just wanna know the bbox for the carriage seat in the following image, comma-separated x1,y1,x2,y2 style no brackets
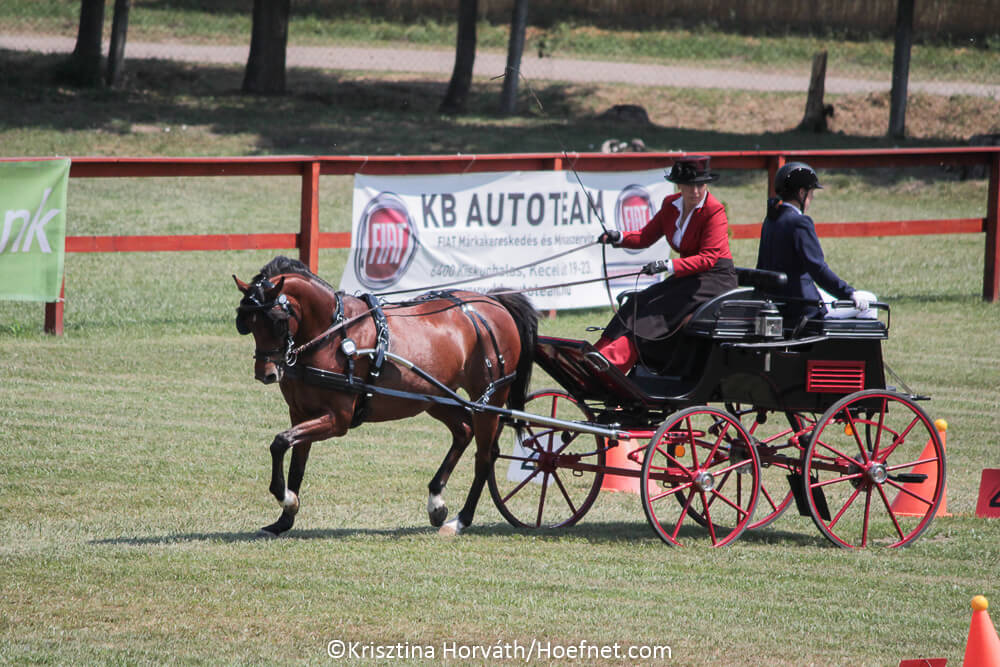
683,289,888,342
796,312,889,339
683,288,774,340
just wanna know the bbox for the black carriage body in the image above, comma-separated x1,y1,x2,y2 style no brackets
512,284,946,548
534,287,889,419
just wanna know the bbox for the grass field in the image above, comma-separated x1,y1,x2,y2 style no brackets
3,8,1000,665
2,237,998,665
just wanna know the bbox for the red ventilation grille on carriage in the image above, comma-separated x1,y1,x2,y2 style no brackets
806,360,865,393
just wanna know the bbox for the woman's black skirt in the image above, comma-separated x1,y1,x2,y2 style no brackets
603,258,737,342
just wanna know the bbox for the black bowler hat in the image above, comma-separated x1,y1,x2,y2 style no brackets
665,155,718,184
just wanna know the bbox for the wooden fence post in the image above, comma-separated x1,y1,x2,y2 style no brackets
299,160,320,273
767,155,786,197
43,278,65,335
985,151,1000,302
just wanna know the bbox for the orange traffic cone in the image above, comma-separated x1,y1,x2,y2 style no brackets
963,595,1000,667
891,419,950,517
602,436,657,494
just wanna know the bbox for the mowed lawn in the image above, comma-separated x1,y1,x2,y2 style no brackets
2,10,1000,662
1,175,998,664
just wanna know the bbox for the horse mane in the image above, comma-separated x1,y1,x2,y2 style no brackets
254,256,339,295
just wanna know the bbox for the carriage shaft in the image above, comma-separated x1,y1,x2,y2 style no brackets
503,408,630,441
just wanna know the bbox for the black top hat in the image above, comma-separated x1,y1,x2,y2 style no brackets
665,155,718,184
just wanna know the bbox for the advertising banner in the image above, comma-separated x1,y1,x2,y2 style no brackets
0,159,70,302
342,170,675,310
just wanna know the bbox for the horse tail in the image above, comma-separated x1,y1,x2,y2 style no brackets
489,290,537,413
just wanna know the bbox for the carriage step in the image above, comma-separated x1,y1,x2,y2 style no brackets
893,473,928,484
788,473,831,521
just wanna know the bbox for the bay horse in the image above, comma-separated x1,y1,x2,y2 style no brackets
234,256,536,537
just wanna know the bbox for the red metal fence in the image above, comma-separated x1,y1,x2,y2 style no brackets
5,148,998,334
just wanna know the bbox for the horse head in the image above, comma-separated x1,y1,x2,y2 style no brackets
234,274,298,384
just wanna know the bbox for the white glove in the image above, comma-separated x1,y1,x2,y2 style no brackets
851,290,874,312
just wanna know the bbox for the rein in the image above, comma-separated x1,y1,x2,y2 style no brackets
374,239,599,298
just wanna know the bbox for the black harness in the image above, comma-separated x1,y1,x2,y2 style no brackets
286,290,517,426
426,290,511,406
346,293,390,428
242,283,516,429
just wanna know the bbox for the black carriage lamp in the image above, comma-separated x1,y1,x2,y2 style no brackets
755,301,784,339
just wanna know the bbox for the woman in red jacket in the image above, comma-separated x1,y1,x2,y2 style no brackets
593,155,737,374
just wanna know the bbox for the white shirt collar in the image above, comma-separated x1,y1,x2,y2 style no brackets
780,201,802,214
671,192,707,247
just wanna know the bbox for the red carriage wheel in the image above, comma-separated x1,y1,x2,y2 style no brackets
641,406,760,547
488,389,605,529
802,390,946,548
728,405,816,530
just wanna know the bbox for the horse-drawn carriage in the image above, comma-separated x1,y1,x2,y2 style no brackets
489,269,947,548
236,257,946,548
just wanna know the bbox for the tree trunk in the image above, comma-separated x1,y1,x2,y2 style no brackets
888,0,915,139
499,0,529,115
70,0,105,86
439,0,478,114
105,0,130,88
797,50,829,132
242,0,291,95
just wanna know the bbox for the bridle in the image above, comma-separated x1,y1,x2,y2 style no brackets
237,275,350,368
236,278,302,367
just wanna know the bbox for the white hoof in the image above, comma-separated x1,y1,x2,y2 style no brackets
438,518,464,536
281,489,300,516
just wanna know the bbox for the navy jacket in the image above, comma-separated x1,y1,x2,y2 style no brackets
756,199,854,322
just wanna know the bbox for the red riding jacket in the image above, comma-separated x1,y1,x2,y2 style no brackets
617,191,732,276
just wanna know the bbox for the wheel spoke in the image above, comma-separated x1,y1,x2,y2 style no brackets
877,415,921,461
534,471,550,527
651,443,690,472
709,487,752,517
875,483,906,541
489,389,604,530
551,471,580,517
843,409,871,463
871,397,888,455
703,491,719,544
672,488,697,540
648,480,693,503
826,485,862,530
884,478,934,509
685,417,700,468
501,467,543,503
861,488,872,547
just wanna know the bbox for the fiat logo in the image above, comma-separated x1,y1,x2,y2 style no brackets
355,192,419,290
614,185,653,254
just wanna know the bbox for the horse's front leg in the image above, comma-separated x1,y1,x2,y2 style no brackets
261,413,342,537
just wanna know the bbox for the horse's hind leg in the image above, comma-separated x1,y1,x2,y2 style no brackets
426,407,473,527
439,414,503,536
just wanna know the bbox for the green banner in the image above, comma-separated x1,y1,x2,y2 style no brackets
0,159,70,301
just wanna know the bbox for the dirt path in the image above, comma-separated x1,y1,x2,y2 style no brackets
3,33,997,99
